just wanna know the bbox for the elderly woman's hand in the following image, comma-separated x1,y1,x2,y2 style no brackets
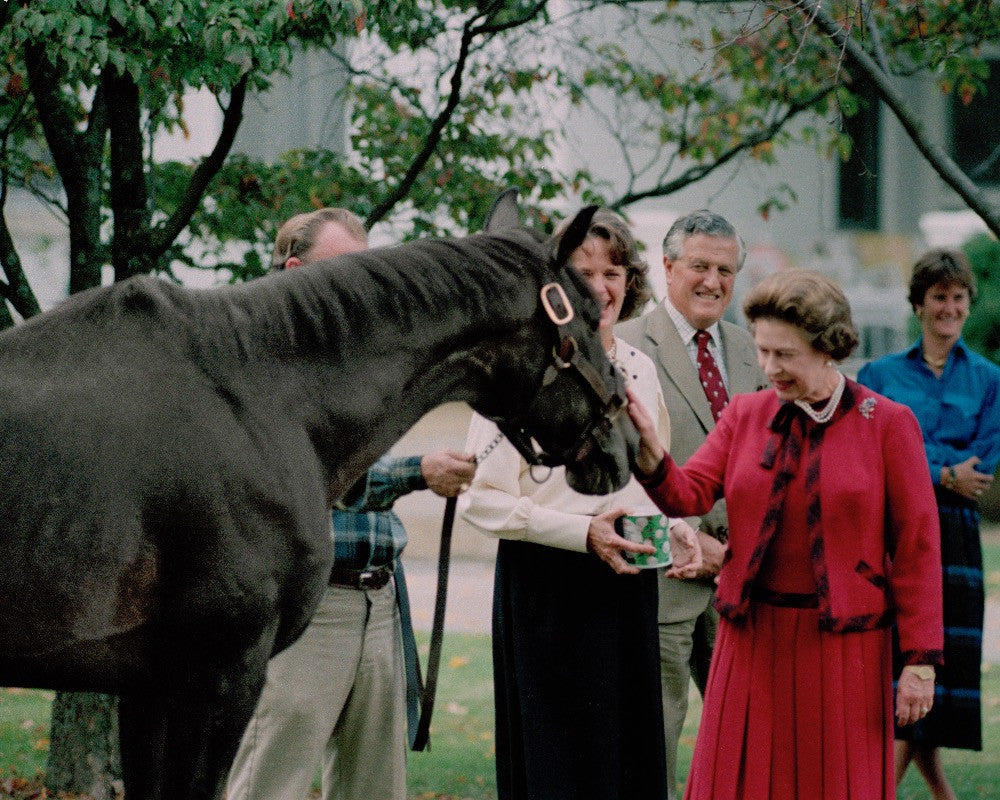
663,519,702,580
895,666,935,727
625,387,665,477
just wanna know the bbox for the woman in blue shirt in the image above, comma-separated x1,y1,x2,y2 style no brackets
858,248,1000,800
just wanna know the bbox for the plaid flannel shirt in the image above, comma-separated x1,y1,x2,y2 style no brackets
331,455,426,570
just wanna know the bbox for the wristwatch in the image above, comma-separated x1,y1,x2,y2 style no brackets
903,665,935,681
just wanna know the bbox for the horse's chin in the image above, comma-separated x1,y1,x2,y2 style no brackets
564,417,639,495
564,462,626,495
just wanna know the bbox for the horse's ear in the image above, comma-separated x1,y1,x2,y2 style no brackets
483,188,521,233
554,205,598,267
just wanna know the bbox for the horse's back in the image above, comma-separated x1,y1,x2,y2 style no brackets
0,277,331,686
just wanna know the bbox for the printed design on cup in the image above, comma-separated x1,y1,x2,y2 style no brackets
621,514,673,568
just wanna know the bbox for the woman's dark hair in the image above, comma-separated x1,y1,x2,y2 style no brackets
742,270,859,361
907,248,977,311
555,208,652,321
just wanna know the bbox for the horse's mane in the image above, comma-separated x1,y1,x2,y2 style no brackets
0,225,582,403
183,227,556,364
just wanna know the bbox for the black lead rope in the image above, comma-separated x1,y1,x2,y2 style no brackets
412,430,504,752
411,494,456,752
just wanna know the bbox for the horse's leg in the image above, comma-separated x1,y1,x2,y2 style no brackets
118,669,266,800
118,693,167,800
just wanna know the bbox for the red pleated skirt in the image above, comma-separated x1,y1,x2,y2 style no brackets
683,602,893,800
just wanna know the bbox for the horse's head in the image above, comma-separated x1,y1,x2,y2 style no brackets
476,190,639,495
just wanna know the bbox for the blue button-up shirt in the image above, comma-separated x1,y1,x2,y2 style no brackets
332,455,426,569
857,338,1000,484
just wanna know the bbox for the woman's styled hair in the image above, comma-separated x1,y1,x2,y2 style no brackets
907,248,977,311
742,270,859,361
271,207,368,270
556,208,652,321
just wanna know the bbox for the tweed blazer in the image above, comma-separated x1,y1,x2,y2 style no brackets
639,381,944,664
617,303,768,623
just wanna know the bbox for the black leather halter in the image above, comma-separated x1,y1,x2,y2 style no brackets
495,281,627,469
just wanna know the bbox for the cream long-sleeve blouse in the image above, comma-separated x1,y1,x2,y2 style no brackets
459,338,672,552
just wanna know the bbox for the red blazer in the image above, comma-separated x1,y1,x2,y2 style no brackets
641,380,943,665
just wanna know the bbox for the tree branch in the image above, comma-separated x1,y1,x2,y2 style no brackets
612,87,837,208
472,1,546,36
23,43,105,293
799,0,1000,238
148,74,248,259
83,79,110,166
860,0,890,73
23,44,87,195
0,160,43,322
108,68,152,280
0,213,43,322
363,2,549,226
365,18,478,226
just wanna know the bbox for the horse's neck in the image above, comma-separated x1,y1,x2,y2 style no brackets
210,237,538,494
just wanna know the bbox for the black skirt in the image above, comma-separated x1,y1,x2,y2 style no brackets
492,538,667,800
894,490,983,751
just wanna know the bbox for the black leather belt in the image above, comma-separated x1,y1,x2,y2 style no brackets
750,586,819,608
329,564,393,590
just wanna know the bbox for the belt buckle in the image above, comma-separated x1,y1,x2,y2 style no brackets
357,570,375,589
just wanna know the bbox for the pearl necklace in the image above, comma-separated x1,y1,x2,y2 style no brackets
794,371,845,424
607,340,626,377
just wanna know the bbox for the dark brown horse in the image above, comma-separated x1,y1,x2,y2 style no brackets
0,193,636,799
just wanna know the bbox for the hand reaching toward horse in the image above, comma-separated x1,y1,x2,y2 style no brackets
625,387,666,477
421,449,477,497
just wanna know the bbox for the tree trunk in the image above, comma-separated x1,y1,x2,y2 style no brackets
45,692,122,800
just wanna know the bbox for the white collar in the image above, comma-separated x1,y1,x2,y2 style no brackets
663,295,723,348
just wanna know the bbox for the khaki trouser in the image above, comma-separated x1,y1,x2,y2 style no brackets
659,605,718,800
228,581,406,800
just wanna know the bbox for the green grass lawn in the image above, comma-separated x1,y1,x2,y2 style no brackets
3,532,998,799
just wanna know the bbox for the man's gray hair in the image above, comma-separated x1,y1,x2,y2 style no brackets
662,210,746,270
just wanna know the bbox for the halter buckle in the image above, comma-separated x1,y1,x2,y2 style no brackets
540,283,574,326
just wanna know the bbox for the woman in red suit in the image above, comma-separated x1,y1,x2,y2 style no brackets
628,270,943,800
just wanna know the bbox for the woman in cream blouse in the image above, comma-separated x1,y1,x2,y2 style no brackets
460,208,700,800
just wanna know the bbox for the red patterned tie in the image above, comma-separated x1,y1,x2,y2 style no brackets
695,329,729,421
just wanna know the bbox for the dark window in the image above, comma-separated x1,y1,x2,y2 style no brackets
838,80,881,230
951,59,1000,186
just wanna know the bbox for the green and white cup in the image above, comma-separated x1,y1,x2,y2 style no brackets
621,514,673,568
